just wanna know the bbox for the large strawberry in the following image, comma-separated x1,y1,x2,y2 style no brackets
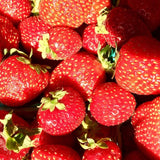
96,7,151,48
37,87,86,135
38,0,93,28
0,15,20,50
90,82,136,126
131,96,160,159
47,51,106,101
123,0,160,31
0,0,32,24
115,35,160,95
31,144,81,160
0,50,50,107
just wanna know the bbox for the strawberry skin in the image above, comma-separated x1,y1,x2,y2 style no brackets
47,51,106,101
115,35,160,95
0,55,50,107
31,144,81,160
90,82,136,126
18,16,52,58
39,0,92,28
0,0,31,24
131,97,160,159
37,87,85,135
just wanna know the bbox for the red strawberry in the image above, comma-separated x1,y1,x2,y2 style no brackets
18,16,52,59
82,23,108,54
37,87,85,135
115,35,160,95
31,144,81,160
38,0,93,28
0,47,3,62
84,0,111,24
47,51,106,101
131,96,160,159
90,82,136,126
81,139,121,160
0,51,50,107
96,7,151,48
124,0,160,31
0,0,32,24
0,15,20,50
0,110,32,159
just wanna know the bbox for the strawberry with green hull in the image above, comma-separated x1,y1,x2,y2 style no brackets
0,50,50,107
31,144,81,160
38,0,93,28
0,0,32,24
48,51,106,101
115,35,160,95
37,87,86,136
0,15,20,50
131,96,160,159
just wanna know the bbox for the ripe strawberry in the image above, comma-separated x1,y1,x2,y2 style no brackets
84,0,111,24
82,23,108,54
81,139,121,160
37,87,86,135
131,96,160,159
115,35,160,95
18,16,52,59
31,144,81,160
0,0,32,24
0,15,20,50
47,51,106,101
90,82,136,126
0,52,50,107
0,110,32,159
96,7,151,48
124,0,160,31
38,0,93,28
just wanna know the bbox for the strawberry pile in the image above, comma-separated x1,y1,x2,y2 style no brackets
0,0,160,159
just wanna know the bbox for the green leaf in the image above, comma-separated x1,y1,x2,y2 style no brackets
56,103,66,110
6,137,19,152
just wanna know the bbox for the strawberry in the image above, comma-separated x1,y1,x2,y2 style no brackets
124,0,160,31
38,0,93,28
31,144,81,160
90,82,136,126
18,16,52,59
0,50,50,107
0,110,32,159
131,96,160,159
37,87,86,135
0,15,20,50
96,7,151,48
84,0,111,24
115,35,160,95
0,0,32,24
82,23,108,54
0,47,3,62
47,51,106,101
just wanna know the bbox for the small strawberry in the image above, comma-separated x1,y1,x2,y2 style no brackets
37,87,86,135
0,0,32,24
0,49,50,107
31,144,81,160
82,23,108,54
90,82,136,126
115,35,160,95
18,16,52,59
47,51,106,101
124,0,160,31
84,0,111,24
96,7,151,48
38,0,93,28
131,96,160,159
0,15,20,50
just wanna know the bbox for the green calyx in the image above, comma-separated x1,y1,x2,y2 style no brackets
38,34,57,59
30,0,41,15
39,90,68,112
0,112,42,153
